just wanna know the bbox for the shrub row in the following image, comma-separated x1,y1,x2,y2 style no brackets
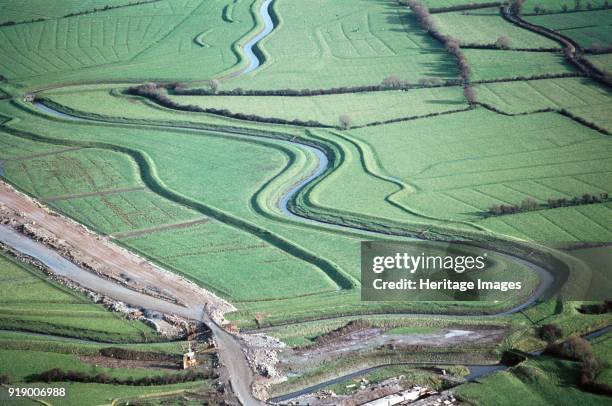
545,335,612,395
99,347,178,362
362,106,472,128
170,72,582,99
585,46,612,54
478,101,610,135
487,192,609,216
172,83,406,96
538,323,563,342
523,1,610,15
578,300,612,314
473,72,584,84
37,368,214,386
461,43,558,52
401,0,476,103
429,2,501,13
126,83,329,127
402,0,471,81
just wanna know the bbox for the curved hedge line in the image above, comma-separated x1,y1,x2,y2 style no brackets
37,368,214,385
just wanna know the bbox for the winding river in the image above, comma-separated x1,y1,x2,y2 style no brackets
242,0,275,74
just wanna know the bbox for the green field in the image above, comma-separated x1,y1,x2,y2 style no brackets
164,87,468,127
307,108,612,241
2,147,141,199
456,333,612,405
0,0,258,86
475,77,612,131
0,251,158,342
525,9,612,48
465,49,575,80
0,0,611,403
0,382,205,406
433,8,559,48
226,0,459,90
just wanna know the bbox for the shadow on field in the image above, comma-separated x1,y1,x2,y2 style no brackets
361,0,458,78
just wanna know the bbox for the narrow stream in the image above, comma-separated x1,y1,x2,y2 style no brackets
242,0,275,74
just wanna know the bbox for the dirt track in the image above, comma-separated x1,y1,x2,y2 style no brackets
0,180,264,405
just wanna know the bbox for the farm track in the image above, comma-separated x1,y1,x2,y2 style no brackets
0,194,264,406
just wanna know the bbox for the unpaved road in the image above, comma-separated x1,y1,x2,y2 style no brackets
0,182,264,406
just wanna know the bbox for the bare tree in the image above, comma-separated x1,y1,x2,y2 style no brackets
339,114,353,130
382,75,405,89
207,79,220,94
496,36,512,49
463,85,477,104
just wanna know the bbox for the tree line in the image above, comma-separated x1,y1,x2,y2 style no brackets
126,83,330,127
400,0,477,104
488,192,609,216
36,368,214,386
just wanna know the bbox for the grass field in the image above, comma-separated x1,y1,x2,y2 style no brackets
456,338,612,405
0,251,158,342
0,348,185,382
121,220,338,300
523,1,609,14
525,9,612,48
52,190,203,235
0,1,611,402
0,0,258,86
475,77,612,131
587,53,612,72
2,147,141,199
432,8,559,49
165,87,468,127
322,108,612,241
465,49,575,80
226,0,459,90
0,381,205,406
0,0,148,24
